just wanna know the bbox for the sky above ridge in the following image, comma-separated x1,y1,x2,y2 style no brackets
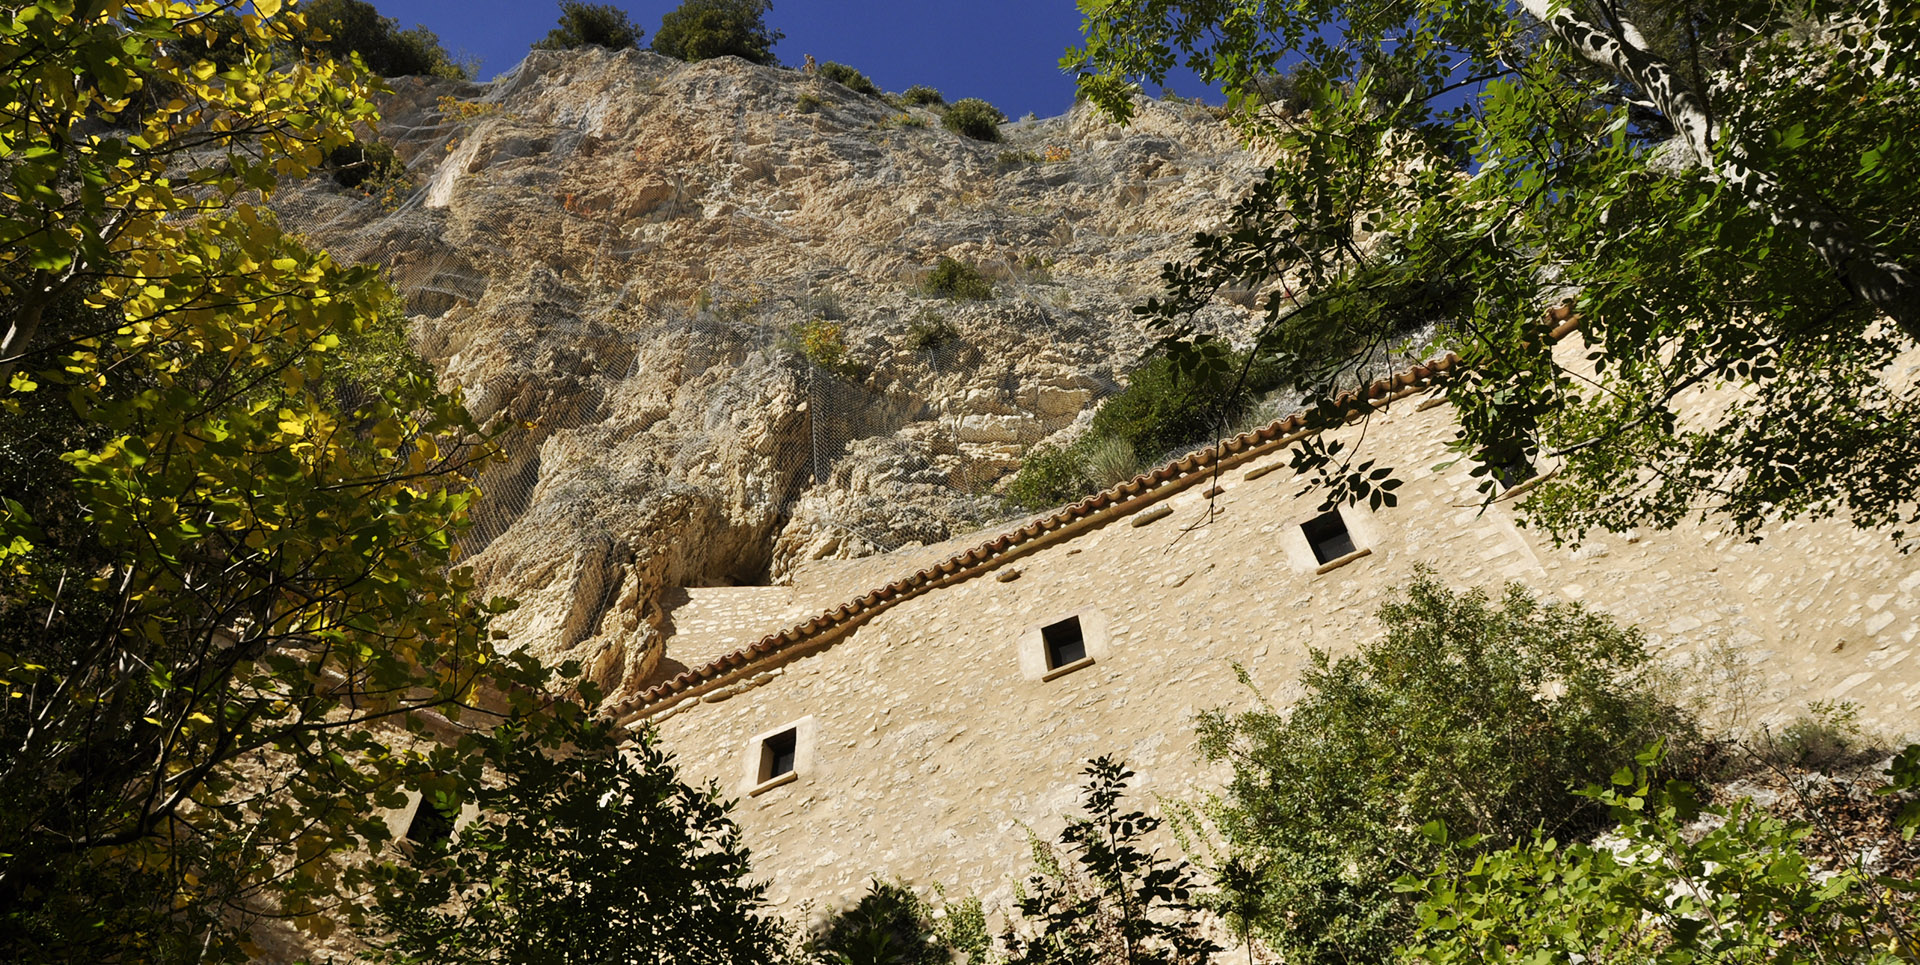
368,0,1219,121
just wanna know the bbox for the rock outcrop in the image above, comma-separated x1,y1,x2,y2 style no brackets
275,47,1265,697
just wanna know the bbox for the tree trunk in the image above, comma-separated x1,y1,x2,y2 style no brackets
1516,0,1920,343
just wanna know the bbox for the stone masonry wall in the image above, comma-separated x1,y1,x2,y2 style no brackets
646,346,1920,920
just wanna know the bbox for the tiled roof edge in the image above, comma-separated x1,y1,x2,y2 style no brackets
612,305,1580,724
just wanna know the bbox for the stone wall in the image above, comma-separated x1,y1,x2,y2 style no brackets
644,351,1920,918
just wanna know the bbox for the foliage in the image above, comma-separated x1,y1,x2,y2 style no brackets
328,139,405,188
533,0,643,51
1194,573,1698,964
651,0,782,66
793,318,863,380
0,4,569,959
923,256,996,300
943,98,1006,142
1091,345,1278,461
806,879,951,965
1756,699,1890,774
303,0,468,78
903,311,958,351
1005,443,1094,512
1080,436,1141,489
1066,0,1920,547
365,713,784,965
796,92,823,114
820,61,881,97
1398,743,1920,963
1002,756,1220,965
901,84,944,106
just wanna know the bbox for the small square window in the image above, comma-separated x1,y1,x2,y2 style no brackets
404,795,455,853
1301,510,1358,564
760,728,798,783
1042,616,1087,670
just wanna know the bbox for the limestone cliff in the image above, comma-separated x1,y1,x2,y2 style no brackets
275,47,1265,697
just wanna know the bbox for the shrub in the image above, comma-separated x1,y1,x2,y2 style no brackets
942,98,1005,141
901,84,944,106
1757,700,1888,772
818,61,880,96
1080,435,1139,489
903,311,958,351
807,880,950,965
1196,572,1700,964
1090,347,1279,461
922,256,994,300
994,149,1041,168
1001,757,1221,965
301,0,466,78
326,140,402,189
532,1,643,50
792,318,862,380
1402,744,1920,963
1004,443,1090,512
794,92,821,113
651,0,782,65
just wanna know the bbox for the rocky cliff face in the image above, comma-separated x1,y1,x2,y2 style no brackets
276,47,1264,697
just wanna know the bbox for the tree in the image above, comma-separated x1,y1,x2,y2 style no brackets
302,0,468,78
533,1,644,52
1065,0,1920,547
1002,756,1220,965
651,0,782,66
804,880,954,965
365,714,786,965
1192,573,1696,964
0,3,556,959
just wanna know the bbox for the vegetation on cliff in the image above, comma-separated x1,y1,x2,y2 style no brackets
533,0,644,52
652,0,782,66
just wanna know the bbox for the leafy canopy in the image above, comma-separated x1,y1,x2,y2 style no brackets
651,0,782,66
366,715,785,965
0,2,559,958
1066,0,1920,547
533,0,644,52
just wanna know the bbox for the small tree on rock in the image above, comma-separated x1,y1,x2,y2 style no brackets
533,1,642,51
651,0,782,66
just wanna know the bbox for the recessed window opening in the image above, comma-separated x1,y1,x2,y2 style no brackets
405,796,454,851
1302,510,1358,564
759,727,799,784
1042,616,1088,670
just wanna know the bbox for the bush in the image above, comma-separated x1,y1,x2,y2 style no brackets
1196,572,1700,964
1080,435,1139,489
1090,347,1279,461
794,92,821,113
1401,744,1920,963
532,1,643,50
901,84,944,106
325,140,402,189
301,0,466,78
903,310,958,351
806,880,950,965
818,61,880,96
651,0,782,65
922,256,994,300
1757,700,1888,772
792,318,862,380
1001,757,1221,965
942,98,1005,141
1004,443,1090,512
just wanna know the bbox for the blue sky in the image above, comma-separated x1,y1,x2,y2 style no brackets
370,0,1217,120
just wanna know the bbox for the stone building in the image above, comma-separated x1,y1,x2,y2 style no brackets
609,329,1920,916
